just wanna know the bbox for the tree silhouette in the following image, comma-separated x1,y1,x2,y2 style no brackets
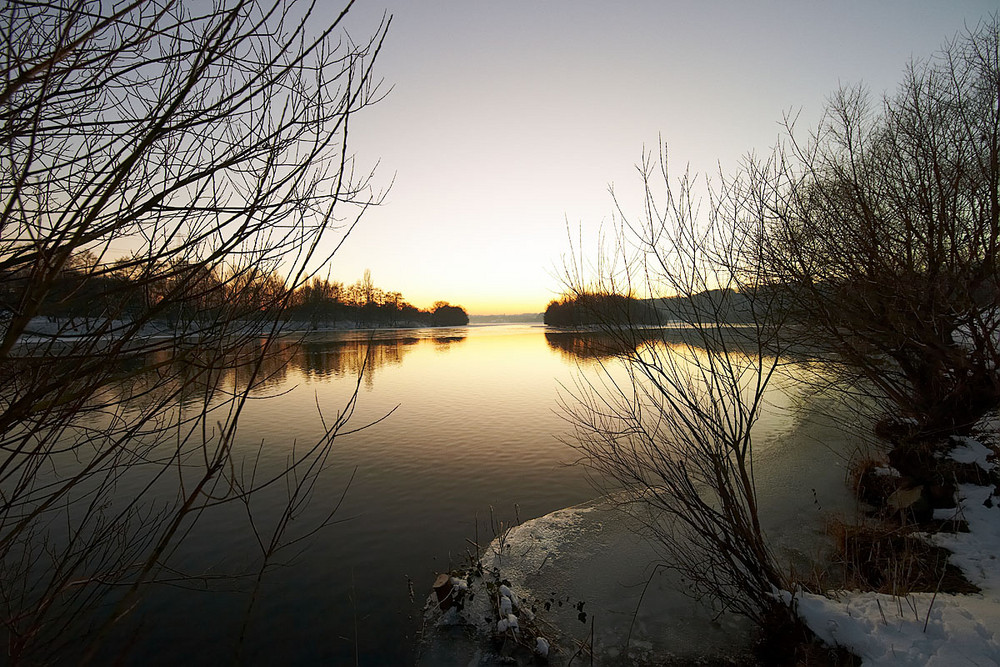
0,1,388,661
560,16,1000,646
732,16,1000,435
431,302,470,326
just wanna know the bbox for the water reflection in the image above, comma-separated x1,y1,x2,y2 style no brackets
543,328,688,361
88,332,469,417
295,338,420,384
41,325,856,665
544,330,640,361
229,333,471,392
431,334,465,352
294,333,467,387
545,326,791,362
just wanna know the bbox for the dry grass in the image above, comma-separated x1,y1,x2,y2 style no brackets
849,454,902,509
825,520,979,595
803,446,983,599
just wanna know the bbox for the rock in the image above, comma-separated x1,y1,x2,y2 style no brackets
887,485,923,511
433,573,454,610
887,485,933,523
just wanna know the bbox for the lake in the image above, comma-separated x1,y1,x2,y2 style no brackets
94,324,858,664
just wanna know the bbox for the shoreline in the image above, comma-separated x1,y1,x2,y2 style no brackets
417,416,1000,665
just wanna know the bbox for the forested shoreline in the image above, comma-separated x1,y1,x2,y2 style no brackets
543,289,755,327
0,259,469,330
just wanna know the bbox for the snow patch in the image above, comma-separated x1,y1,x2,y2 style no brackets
785,435,1000,666
949,436,996,471
929,484,1000,593
789,590,1000,666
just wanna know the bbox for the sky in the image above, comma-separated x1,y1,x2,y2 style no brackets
324,1,997,315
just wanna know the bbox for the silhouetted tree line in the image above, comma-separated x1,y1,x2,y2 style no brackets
1,260,468,330
429,302,470,326
0,250,288,326
544,293,657,327
544,289,758,327
287,271,468,327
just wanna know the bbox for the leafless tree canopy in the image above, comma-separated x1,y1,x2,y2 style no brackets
733,16,1000,434
560,152,792,625
0,0,386,662
562,16,1000,633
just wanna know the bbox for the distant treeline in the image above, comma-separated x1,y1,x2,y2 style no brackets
468,313,543,324
290,271,469,327
544,293,659,327
543,289,754,327
0,254,468,328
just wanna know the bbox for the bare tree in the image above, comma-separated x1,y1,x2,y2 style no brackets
732,16,1000,436
0,0,387,662
561,152,794,627
561,16,1000,653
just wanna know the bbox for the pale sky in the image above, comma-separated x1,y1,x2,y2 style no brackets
327,1,997,315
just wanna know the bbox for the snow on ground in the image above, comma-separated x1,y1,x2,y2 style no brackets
7,316,434,346
786,590,1000,666
783,435,1000,666
932,484,1000,594
949,436,996,471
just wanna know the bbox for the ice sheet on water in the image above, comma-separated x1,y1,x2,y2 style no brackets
484,505,595,579
481,499,753,663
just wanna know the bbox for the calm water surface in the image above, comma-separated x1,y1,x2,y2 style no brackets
118,324,856,665
128,325,601,664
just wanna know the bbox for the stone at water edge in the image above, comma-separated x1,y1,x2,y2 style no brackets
432,573,453,610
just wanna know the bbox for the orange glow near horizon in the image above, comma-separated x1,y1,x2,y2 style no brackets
325,1,994,323
366,281,558,317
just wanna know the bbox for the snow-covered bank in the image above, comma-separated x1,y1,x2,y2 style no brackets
782,432,1000,665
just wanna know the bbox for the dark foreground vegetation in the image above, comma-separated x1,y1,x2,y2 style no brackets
559,15,1000,665
2,0,998,662
0,1,395,663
